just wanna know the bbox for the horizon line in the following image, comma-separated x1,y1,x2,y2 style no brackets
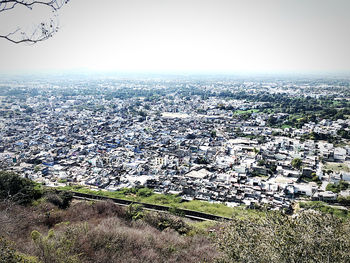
1,69,350,78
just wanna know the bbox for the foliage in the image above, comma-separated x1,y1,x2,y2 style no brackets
31,227,84,263
45,190,73,209
0,237,38,262
136,187,153,197
57,185,267,218
233,109,259,115
143,211,191,234
337,196,350,206
215,210,350,263
301,132,338,143
337,129,350,139
0,171,42,204
0,237,22,263
326,181,349,193
0,0,68,44
126,204,144,220
0,197,219,262
28,206,217,263
195,157,210,165
291,158,302,170
299,201,349,219
168,205,185,217
3,195,350,263
188,220,217,236
257,159,266,166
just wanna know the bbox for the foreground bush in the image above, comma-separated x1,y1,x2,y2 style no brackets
30,217,218,263
45,190,73,209
0,171,42,204
0,237,21,263
3,197,350,263
1,200,219,263
215,210,350,263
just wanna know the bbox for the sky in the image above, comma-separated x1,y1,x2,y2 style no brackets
0,0,350,75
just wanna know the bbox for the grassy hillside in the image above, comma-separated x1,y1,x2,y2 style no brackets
1,171,350,263
57,185,266,219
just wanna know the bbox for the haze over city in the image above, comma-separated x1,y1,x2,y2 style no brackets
1,0,350,74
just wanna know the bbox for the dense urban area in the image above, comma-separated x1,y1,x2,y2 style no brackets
2,74,350,263
1,74,350,211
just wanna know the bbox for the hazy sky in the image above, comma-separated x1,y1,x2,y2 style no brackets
1,0,350,74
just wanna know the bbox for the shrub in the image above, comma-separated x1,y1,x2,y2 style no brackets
299,201,349,219
143,212,191,235
31,228,83,263
45,191,73,209
337,196,350,206
215,210,350,263
326,181,349,193
291,158,302,170
126,204,144,220
136,188,153,197
0,237,22,263
0,171,42,204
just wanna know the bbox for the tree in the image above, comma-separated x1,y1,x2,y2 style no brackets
326,180,349,193
0,0,69,44
291,158,302,170
0,171,42,204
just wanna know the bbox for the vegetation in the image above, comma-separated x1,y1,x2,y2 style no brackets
44,190,74,209
0,237,35,263
0,200,219,263
233,109,259,115
301,131,339,143
0,171,43,204
215,210,350,263
0,171,74,210
338,196,350,206
301,174,322,185
0,0,68,44
324,162,350,173
291,158,302,170
326,181,350,193
3,196,350,263
216,91,350,129
1,176,350,263
56,185,266,218
299,201,349,219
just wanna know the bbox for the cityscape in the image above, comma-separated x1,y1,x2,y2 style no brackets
1,0,350,262
2,75,350,211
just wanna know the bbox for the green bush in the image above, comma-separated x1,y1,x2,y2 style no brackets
126,204,144,220
0,171,42,204
136,187,153,197
299,201,349,219
45,190,73,209
326,181,349,193
291,158,302,170
337,196,350,206
0,237,21,263
143,212,191,234
31,227,83,263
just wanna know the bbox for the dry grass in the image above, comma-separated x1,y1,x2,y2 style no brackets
0,200,220,263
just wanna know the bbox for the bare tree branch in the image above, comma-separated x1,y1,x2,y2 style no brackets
0,0,68,44
0,0,68,12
